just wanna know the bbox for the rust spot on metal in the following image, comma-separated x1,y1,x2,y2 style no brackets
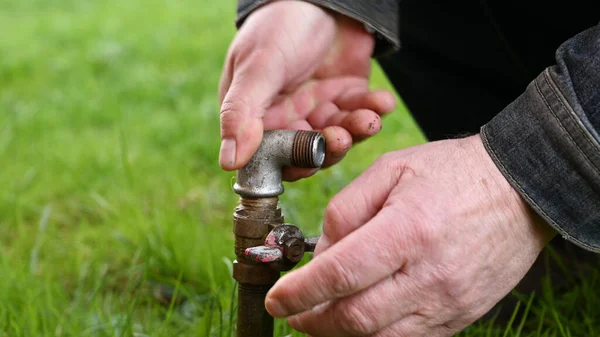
245,246,283,263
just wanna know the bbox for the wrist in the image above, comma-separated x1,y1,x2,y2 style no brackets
471,134,557,252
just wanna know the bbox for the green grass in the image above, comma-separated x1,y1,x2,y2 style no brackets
0,0,597,335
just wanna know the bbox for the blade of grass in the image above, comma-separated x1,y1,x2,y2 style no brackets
514,292,535,337
501,300,521,337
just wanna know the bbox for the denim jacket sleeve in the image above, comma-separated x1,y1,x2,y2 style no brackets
481,23,600,252
236,0,399,56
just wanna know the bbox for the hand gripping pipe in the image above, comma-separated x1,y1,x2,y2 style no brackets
232,130,325,337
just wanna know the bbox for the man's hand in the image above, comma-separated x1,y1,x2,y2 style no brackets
219,1,396,180
265,135,556,336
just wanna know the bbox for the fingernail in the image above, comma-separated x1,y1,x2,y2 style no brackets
219,138,236,168
265,297,288,317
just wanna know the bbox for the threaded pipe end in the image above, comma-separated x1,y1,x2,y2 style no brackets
291,131,326,168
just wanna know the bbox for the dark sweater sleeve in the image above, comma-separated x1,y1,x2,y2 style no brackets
236,0,399,56
481,23,600,252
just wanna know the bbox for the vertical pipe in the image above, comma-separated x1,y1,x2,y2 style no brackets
232,130,325,337
237,283,274,337
233,197,282,337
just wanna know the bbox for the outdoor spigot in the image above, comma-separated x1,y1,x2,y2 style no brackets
245,225,320,271
232,129,326,337
234,130,326,198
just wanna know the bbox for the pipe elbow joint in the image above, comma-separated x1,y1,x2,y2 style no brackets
233,130,326,198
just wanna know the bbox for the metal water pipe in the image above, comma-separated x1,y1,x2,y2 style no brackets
232,130,325,337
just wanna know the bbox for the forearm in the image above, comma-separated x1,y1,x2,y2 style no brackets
236,0,399,56
482,23,600,252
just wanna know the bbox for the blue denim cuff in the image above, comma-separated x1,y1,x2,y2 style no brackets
482,69,600,252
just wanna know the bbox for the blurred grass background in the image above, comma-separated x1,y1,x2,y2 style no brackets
0,0,597,336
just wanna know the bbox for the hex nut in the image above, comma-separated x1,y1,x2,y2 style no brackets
283,238,305,263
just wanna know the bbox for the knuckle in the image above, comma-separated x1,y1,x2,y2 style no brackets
419,264,469,313
230,38,256,66
294,284,322,313
374,153,405,177
373,152,417,183
323,197,350,240
325,254,359,296
443,280,470,312
434,323,458,337
409,218,436,249
219,99,251,136
334,302,375,335
375,152,395,166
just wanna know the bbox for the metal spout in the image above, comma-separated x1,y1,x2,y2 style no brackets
234,130,326,198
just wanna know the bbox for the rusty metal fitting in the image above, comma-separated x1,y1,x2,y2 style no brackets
232,130,326,337
304,236,319,252
234,130,326,198
233,197,282,276
245,224,320,271
233,261,280,285
284,238,304,263
233,196,283,337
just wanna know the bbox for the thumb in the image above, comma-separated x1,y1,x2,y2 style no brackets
219,48,286,170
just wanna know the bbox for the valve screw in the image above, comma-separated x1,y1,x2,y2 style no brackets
244,225,320,271
284,238,305,263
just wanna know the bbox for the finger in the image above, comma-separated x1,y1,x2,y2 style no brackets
288,270,421,336
315,109,382,143
300,313,449,337
266,199,423,317
314,154,402,256
304,104,357,168
335,90,397,116
368,316,452,337
282,168,319,182
280,124,352,181
321,126,353,168
219,48,286,170
303,103,354,163
333,86,368,110
286,119,313,131
282,125,354,181
367,315,429,337
303,101,355,165
306,101,347,129
339,109,382,142
263,77,367,129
